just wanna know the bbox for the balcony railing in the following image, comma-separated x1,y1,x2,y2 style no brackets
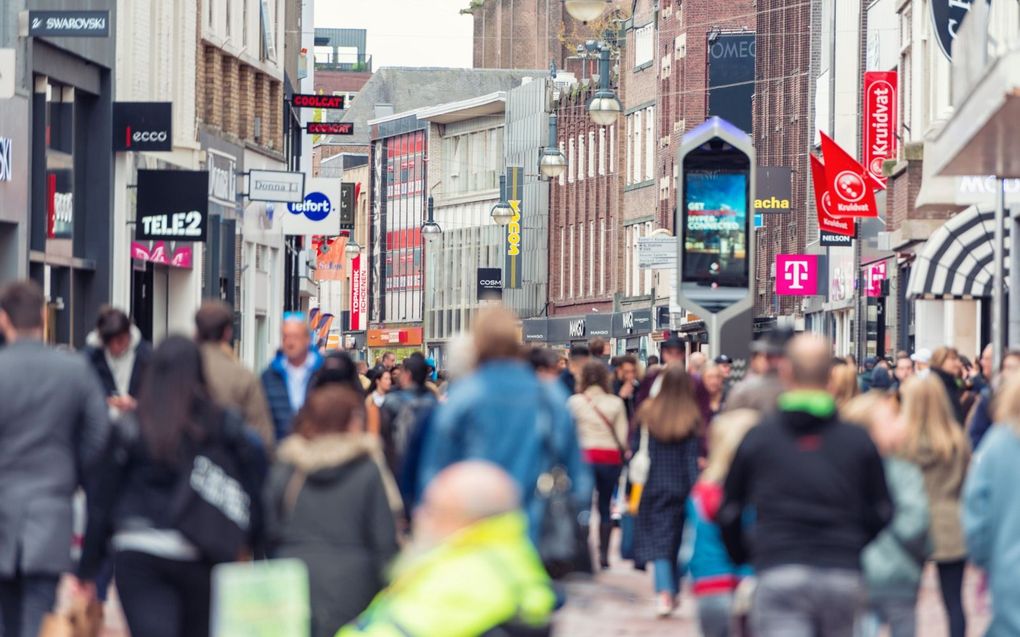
315,55,372,73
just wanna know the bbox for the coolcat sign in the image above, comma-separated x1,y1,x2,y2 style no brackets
863,72,897,189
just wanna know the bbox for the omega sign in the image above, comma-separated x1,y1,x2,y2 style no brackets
136,170,209,242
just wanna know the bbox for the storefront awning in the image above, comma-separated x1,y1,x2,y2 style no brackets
906,205,1011,299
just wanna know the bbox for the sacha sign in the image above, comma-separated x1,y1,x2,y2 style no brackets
863,72,897,190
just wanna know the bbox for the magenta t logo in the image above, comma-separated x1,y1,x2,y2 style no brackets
776,254,819,296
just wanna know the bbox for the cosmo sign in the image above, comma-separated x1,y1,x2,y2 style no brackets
281,178,341,235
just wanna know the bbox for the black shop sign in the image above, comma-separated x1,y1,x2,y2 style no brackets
136,170,209,242
477,268,503,301
113,102,173,151
292,94,346,109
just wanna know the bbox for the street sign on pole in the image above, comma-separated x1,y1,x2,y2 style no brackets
676,117,755,363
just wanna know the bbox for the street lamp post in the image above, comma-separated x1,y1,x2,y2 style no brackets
563,0,610,23
588,44,621,126
491,175,514,226
539,114,567,179
421,195,442,357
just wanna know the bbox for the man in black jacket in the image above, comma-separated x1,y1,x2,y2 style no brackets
83,307,152,414
719,333,892,637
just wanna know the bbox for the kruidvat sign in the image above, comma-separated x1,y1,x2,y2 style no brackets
775,254,819,296
291,94,345,109
307,122,353,135
113,102,173,152
810,154,855,237
819,132,878,219
863,72,897,189
136,170,209,242
28,11,110,37
247,170,305,203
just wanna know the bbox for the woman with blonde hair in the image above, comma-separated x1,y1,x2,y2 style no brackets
899,376,971,637
632,366,702,617
843,392,929,637
830,362,860,408
681,409,759,637
964,372,1020,635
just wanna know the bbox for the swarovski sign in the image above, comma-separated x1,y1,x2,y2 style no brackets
247,170,305,203
27,11,110,37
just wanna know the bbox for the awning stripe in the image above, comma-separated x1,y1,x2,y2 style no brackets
907,205,1011,300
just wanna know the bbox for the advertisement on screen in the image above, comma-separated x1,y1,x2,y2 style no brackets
682,170,748,288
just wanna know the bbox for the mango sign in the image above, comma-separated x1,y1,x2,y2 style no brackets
507,200,521,256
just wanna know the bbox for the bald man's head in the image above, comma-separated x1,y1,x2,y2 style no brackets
414,462,521,548
783,333,834,390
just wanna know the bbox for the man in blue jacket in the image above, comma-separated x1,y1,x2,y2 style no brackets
261,313,323,441
418,307,592,542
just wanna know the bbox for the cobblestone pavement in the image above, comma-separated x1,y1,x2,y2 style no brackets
79,557,990,636
553,556,991,636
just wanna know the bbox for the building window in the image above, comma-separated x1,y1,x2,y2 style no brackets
634,23,654,67
569,224,575,299
599,218,606,294
559,227,566,299
242,0,248,47
558,141,566,186
632,109,643,184
226,0,231,38
577,134,585,182
609,124,616,174
568,137,575,183
598,128,606,176
589,221,595,296
588,131,596,178
645,106,655,182
645,221,654,293
208,0,213,27
675,33,687,59
579,220,586,297
625,116,633,185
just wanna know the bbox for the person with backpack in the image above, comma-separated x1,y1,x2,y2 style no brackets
265,385,400,637
379,354,438,483
568,360,629,570
77,336,266,637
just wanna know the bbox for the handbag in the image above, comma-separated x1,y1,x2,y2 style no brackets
628,426,650,486
170,411,257,564
535,395,593,579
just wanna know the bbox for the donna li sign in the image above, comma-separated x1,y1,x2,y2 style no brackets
136,170,209,242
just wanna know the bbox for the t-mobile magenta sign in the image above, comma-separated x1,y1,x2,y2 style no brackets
775,254,819,296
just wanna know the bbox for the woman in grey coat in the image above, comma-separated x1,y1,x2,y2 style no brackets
265,385,402,637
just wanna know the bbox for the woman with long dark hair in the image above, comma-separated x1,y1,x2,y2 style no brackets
365,367,393,436
77,336,264,637
632,366,702,617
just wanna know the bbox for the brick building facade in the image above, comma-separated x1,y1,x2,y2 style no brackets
465,0,580,70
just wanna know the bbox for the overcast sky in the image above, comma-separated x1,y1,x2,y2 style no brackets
315,0,474,69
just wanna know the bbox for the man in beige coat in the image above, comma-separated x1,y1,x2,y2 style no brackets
195,301,275,451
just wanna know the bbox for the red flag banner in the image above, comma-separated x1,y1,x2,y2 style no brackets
863,71,897,190
810,154,855,236
819,132,879,218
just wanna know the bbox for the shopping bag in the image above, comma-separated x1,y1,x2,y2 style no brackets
37,596,102,637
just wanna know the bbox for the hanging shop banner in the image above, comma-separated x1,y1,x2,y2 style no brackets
28,11,110,37
339,182,356,228
504,166,524,289
350,253,367,332
207,150,237,208
707,33,756,134
862,71,897,190
866,260,888,297
113,102,173,152
930,0,985,60
810,153,856,237
130,241,194,269
754,166,792,213
282,178,342,235
136,169,209,242
291,93,345,109
820,231,855,247
477,267,503,301
775,254,819,296
247,169,305,203
367,328,423,347
819,132,879,218
307,122,353,135
312,235,347,281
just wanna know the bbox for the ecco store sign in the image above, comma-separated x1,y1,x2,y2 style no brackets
282,178,341,235
27,11,110,38
113,102,173,152
248,169,305,203
136,170,209,242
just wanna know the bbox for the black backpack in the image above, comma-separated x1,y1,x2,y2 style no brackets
169,411,264,563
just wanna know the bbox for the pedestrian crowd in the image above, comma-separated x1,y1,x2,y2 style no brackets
2,277,1020,637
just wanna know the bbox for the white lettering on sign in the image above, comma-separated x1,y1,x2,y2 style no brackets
133,130,168,143
189,456,250,529
53,192,73,225
569,319,586,338
44,16,107,32
784,260,810,290
140,211,203,237
0,137,10,182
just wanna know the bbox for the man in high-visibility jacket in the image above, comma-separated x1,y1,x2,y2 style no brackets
338,462,556,637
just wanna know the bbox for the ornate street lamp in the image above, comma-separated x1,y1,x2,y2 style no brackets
588,44,621,126
490,174,514,226
344,237,362,258
538,114,567,179
564,0,610,23
422,195,442,243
